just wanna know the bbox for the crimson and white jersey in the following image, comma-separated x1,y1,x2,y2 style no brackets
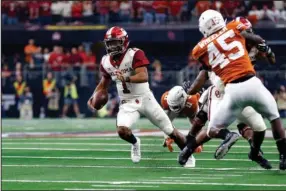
100,48,150,99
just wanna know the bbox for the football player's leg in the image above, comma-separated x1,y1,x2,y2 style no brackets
237,106,267,148
117,108,140,144
237,123,253,142
162,110,178,152
249,77,286,170
185,109,208,154
142,93,186,150
185,88,209,153
117,107,141,163
207,92,240,160
237,107,271,169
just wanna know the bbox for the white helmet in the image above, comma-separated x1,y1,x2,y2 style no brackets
167,86,188,113
199,10,226,37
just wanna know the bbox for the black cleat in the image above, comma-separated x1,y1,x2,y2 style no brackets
249,150,272,170
178,146,193,166
279,154,286,170
214,132,240,160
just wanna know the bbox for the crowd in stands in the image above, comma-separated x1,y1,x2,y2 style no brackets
2,1,286,26
1,38,99,119
2,1,286,118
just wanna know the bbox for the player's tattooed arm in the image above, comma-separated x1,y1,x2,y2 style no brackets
128,66,149,83
240,30,264,45
187,70,208,95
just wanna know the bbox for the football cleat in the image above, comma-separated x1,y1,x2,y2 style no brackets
163,137,174,152
184,155,196,168
214,132,240,160
131,137,141,163
279,154,286,170
178,146,193,166
249,149,272,170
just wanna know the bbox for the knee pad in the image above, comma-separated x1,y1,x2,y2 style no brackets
251,118,267,132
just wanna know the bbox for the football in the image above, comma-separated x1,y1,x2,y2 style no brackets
90,89,108,110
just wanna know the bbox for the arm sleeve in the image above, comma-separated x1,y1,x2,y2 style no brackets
132,49,150,69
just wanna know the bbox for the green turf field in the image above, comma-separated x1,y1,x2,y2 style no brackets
2,119,286,190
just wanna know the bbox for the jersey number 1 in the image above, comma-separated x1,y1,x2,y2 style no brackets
207,29,245,69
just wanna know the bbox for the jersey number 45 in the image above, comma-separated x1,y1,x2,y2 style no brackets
207,29,245,69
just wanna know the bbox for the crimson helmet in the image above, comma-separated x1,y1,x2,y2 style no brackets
104,26,129,56
235,17,252,31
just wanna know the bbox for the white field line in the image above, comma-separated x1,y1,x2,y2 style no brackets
139,179,202,183
91,185,158,188
3,180,286,187
2,164,281,171
2,156,280,162
1,147,279,154
1,137,276,142
181,174,242,177
1,142,277,148
161,177,223,180
65,189,133,191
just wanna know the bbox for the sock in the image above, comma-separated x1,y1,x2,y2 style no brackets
216,129,230,139
186,134,197,150
251,131,265,155
276,138,286,155
126,134,137,145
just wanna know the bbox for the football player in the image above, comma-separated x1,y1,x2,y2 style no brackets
178,10,286,170
162,17,270,158
160,86,202,167
87,26,187,164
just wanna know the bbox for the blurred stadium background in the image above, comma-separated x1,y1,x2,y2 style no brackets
1,0,286,190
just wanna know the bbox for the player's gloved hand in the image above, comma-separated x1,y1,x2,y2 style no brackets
257,43,272,55
182,80,192,92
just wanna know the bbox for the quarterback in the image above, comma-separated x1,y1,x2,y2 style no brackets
87,26,188,164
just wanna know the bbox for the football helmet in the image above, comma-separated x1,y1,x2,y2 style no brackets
199,10,226,37
104,26,129,56
167,86,188,113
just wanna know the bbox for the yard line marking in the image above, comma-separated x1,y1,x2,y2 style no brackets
161,177,223,180
2,147,279,154
1,137,276,143
91,185,158,188
2,156,280,162
3,180,286,187
181,174,243,177
65,189,133,191
2,165,281,171
1,142,277,148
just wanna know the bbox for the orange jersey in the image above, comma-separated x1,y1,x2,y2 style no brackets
161,91,200,118
192,20,256,84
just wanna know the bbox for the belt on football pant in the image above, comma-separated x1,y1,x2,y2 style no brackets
229,74,255,84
